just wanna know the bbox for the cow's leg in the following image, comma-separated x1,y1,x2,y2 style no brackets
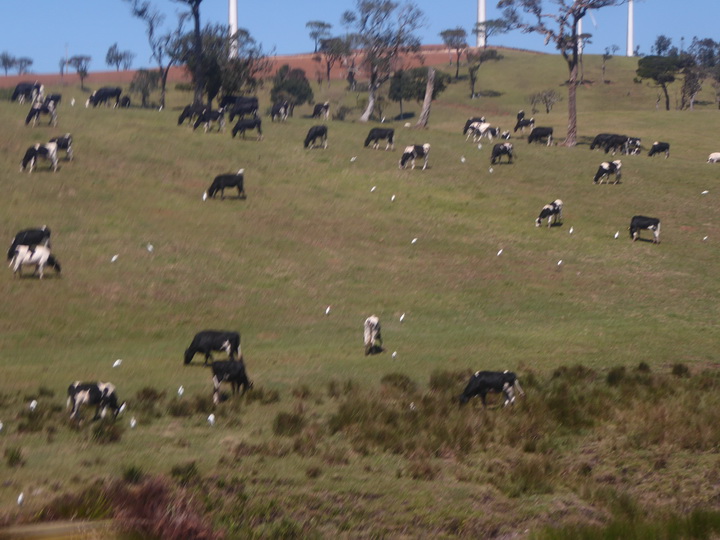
422,156,428,170
480,392,488,408
212,375,221,404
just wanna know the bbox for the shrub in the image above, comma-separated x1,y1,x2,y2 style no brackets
332,105,353,121
606,366,626,386
245,387,280,405
122,465,145,484
170,461,200,487
5,447,25,468
91,419,124,444
291,384,312,400
168,397,193,417
671,363,690,377
380,373,417,394
429,369,469,393
273,412,305,437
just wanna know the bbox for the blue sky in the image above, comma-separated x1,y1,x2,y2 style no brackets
0,1,716,75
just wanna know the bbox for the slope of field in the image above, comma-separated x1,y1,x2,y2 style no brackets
0,50,719,537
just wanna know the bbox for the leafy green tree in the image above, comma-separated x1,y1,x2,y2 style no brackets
651,35,673,56
0,52,16,76
389,67,449,118
130,69,160,107
636,55,680,111
270,65,314,116
466,48,502,98
473,18,511,49
306,21,332,53
439,28,467,80
318,37,351,85
67,55,91,89
601,44,619,83
173,0,205,104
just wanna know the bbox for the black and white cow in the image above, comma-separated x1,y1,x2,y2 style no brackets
589,133,616,150
629,215,661,243
462,116,486,135
363,315,383,355
364,128,395,150
399,144,431,170
593,160,622,184
648,141,670,158
465,121,490,142
193,108,225,133
204,169,246,200
231,117,263,140
535,199,563,227
25,100,57,127
67,381,125,420
271,100,289,122
490,142,513,164
514,117,535,133
211,359,253,404
177,103,205,126
227,96,259,122
458,370,525,407
528,127,554,146
44,94,62,107
517,110,525,122
7,226,51,261
184,330,242,365
304,125,328,149
311,101,330,120
20,142,58,173
9,245,61,279
85,87,122,108
49,134,73,161
603,134,641,155
708,152,720,163
11,82,43,104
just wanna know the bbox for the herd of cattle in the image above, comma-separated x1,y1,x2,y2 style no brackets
7,78,720,419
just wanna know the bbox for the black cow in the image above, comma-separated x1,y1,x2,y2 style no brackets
311,101,330,120
603,134,641,155
648,141,670,158
184,330,242,365
204,169,246,200
364,128,395,150
271,100,289,122
459,370,525,407
535,199,563,227
119,96,131,108
629,215,661,243
589,133,616,150
399,144,430,170
304,125,328,149
85,87,122,108
462,116,486,135
25,100,57,127
513,117,534,133
49,133,73,161
231,117,263,140
227,96,259,122
20,143,58,173
211,359,253,404
67,381,125,420
7,226,51,261
219,94,240,109
528,127,553,146
11,82,42,103
593,160,622,184
193,108,225,133
178,103,205,126
490,142,513,164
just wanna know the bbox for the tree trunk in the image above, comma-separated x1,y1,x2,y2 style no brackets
661,83,670,111
415,67,435,128
360,85,376,122
455,52,461,80
159,66,169,109
191,4,204,105
563,61,578,147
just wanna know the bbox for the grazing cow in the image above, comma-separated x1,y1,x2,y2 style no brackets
364,128,395,150
490,142,514,164
514,117,535,133
590,133,616,150
211,359,252,404
528,127,554,146
648,142,670,158
626,137,642,155
480,126,502,142
593,160,622,184
7,226,51,261
25,100,57,127
193,108,225,133
708,152,720,163
363,315,383,355
231,117,263,140
271,100,289,122
11,82,42,103
67,381,124,420
517,110,525,122
85,87,122,108
459,370,525,407
311,101,330,120
629,215,661,243
465,121,491,142
184,330,242,365
304,125,328,149
227,96,259,122
462,116,486,135
119,96,131,108
177,103,205,126
219,94,240,109
20,142,58,173
399,144,431,170
49,134,73,161
9,245,61,279
602,134,641,155
500,130,511,140
44,94,62,107
535,199,563,227
204,169,246,200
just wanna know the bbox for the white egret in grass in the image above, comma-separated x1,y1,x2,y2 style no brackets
392,351,397,359
391,194,396,202
460,156,466,163
370,186,376,192
350,156,357,162
130,417,137,429
178,386,185,397
111,254,118,262
146,243,154,252
29,400,37,411
557,260,563,266
400,313,405,322
113,359,122,368
703,236,709,241
71,98,75,106
207,414,216,426
203,192,208,201
488,167,493,173
702,190,709,195
17,493,24,506
497,249,503,256
569,226,574,234
118,403,127,415
325,306,331,315
477,143,482,150
411,238,417,244
614,231,620,239
0,421,4,432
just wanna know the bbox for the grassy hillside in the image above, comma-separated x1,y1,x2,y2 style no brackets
0,50,719,537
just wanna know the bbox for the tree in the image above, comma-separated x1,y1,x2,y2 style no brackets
173,0,205,105
318,37,351,85
0,52,16,76
636,55,680,111
529,89,562,113
499,0,627,147
473,18,511,49
59,58,66,78
601,44,619,83
270,65,314,116
306,21,332,53
106,43,122,70
67,55,91,89
342,0,425,122
130,69,161,107
651,35,673,56
439,28,467,80
466,48,502,98
389,70,413,117
15,57,33,75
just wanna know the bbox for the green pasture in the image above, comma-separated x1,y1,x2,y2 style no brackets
0,50,719,536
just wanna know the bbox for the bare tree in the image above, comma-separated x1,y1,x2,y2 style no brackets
0,52,16,76
15,57,33,75
342,0,425,122
439,28,467,80
67,55,91,89
415,67,435,128
529,89,562,113
499,0,627,146
601,44,619,83
317,37,351,85
306,21,332,53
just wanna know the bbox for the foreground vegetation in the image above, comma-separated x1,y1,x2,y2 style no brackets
1,50,719,537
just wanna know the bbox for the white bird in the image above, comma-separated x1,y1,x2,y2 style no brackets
29,400,37,411
400,313,405,322
178,386,185,397
703,236,709,241
488,167,494,173
411,238,418,244
404,122,411,128
111,254,119,262
370,186,376,192
409,402,416,411
557,260,563,266
70,98,75,106
614,231,620,239
477,144,482,150
460,156,466,163
569,226,574,234
207,414,216,426
325,306,331,315
113,359,122,368
350,156,357,162
146,243,154,252
497,249,503,256
203,192,208,201
118,403,127,415
702,190,709,195
130,417,137,429
0,421,4,432
391,195,396,202
17,493,24,506
392,351,397,359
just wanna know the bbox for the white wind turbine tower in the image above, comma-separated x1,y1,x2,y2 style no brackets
229,0,238,59
477,0,486,48
626,0,634,56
